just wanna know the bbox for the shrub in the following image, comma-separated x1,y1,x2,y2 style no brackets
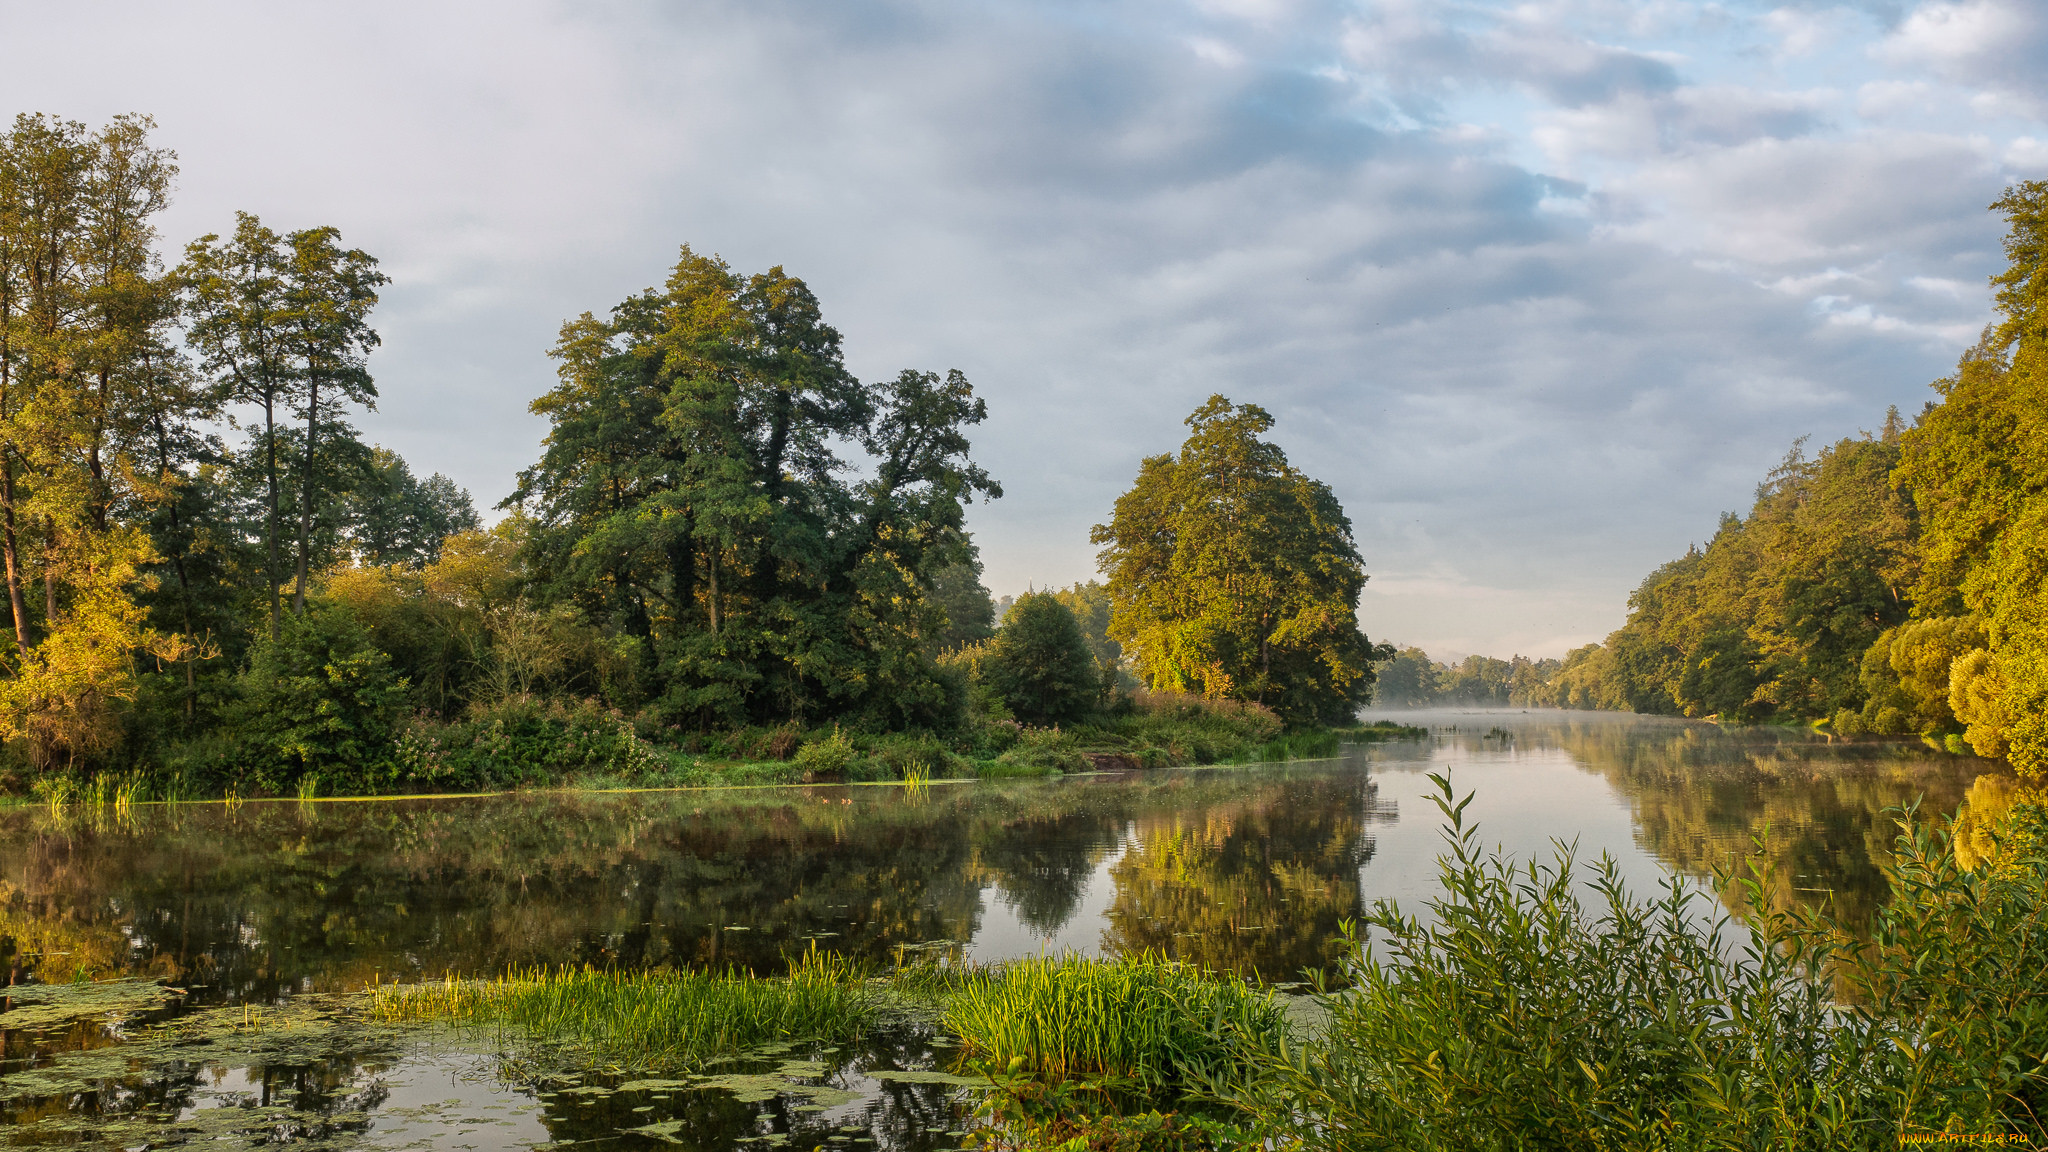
1221,774,2048,1149
233,599,409,792
984,592,1099,725
995,725,1089,773
793,726,858,777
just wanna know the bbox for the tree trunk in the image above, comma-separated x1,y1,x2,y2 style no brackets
42,517,57,625
0,460,27,649
294,376,317,613
264,393,281,638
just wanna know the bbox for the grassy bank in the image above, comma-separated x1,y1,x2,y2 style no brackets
5,687,1389,803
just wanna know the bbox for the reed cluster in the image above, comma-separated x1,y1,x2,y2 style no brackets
943,952,1283,1100
369,948,872,1066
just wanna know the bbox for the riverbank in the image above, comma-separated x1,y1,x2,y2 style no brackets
3,690,1426,804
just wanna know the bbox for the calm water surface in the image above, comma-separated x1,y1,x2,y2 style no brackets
0,711,1999,1149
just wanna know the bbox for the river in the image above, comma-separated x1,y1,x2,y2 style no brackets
0,710,1998,1149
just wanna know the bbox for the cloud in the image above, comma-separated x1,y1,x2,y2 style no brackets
1876,0,2048,115
0,0,2033,658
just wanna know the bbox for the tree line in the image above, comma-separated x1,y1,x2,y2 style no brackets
0,113,475,780
1490,182,2048,778
0,112,1386,793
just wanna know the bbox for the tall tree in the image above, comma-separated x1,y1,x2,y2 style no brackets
1093,395,1387,725
180,213,294,636
512,244,997,728
0,114,196,765
278,226,384,613
1896,180,2048,774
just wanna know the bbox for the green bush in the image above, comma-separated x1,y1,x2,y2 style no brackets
984,592,1099,725
1221,775,2048,1149
995,725,1090,773
393,697,668,790
233,600,409,792
792,726,858,777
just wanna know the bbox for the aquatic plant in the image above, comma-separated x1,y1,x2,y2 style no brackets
1218,773,2048,1148
944,952,1283,1104
31,774,77,811
1251,728,1340,762
369,947,872,1066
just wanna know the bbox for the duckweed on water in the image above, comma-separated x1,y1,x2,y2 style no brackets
369,948,873,1066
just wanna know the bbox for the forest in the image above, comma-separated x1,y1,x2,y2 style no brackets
1380,182,2048,784
0,114,1384,798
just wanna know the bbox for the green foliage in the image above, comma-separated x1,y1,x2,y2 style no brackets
984,592,1099,725
1893,182,2048,775
232,598,408,791
945,952,1285,1114
1051,580,1124,679
792,726,858,777
393,697,668,791
370,947,871,1068
1220,775,2048,1148
1094,396,1389,726
993,725,1090,774
509,246,999,732
930,543,998,650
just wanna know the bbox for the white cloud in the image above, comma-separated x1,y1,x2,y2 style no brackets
1877,0,2048,115
0,0,2027,659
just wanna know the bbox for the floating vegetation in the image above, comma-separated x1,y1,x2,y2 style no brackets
0,976,184,1031
370,947,874,1067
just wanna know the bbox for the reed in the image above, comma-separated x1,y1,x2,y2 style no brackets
370,948,872,1066
943,952,1283,1101
296,775,320,802
111,772,147,810
32,775,78,812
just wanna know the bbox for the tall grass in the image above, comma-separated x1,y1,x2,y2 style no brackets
1217,774,2048,1149
369,948,872,1066
944,952,1284,1102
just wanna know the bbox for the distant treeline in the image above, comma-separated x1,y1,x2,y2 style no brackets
1458,182,2048,777
1371,648,1559,708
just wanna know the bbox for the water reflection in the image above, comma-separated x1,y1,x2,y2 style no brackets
1359,709,1989,929
1,768,1388,999
1,713,2007,1150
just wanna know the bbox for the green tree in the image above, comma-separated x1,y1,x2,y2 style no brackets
0,114,200,766
928,536,996,651
345,446,479,567
1051,580,1122,680
1896,181,2048,774
984,591,1098,725
511,245,998,729
180,213,295,637
233,597,407,790
278,225,385,614
181,215,386,630
1093,396,1386,726
1373,647,1438,708
1578,430,1918,722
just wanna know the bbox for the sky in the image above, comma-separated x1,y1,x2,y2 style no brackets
5,0,2045,659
